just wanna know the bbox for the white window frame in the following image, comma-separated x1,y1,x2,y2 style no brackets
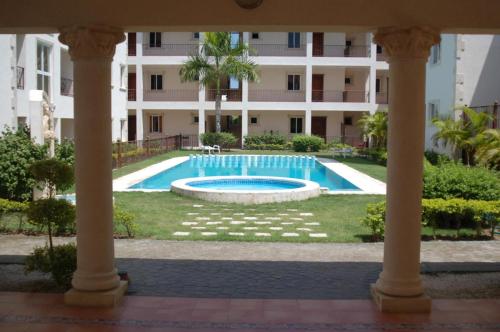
149,32,162,48
149,114,162,133
193,32,200,40
427,101,440,123
288,32,301,49
287,74,301,91
36,42,51,96
150,74,163,91
430,43,441,65
290,117,304,134
345,76,353,85
249,116,259,125
192,115,199,124
251,32,260,40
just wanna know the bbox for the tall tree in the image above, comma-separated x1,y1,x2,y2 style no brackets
180,32,259,133
357,111,388,148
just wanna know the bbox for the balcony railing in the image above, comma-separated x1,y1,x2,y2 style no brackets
250,44,307,57
206,89,242,102
143,89,199,102
314,45,370,57
249,90,306,102
376,91,388,104
60,77,74,96
143,43,199,56
376,53,389,61
16,66,24,89
312,90,368,103
128,89,136,101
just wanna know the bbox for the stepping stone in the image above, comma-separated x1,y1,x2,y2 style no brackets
196,217,210,220
231,221,246,225
248,209,256,211
210,213,221,216
191,226,206,230
223,208,233,211
173,232,190,236
243,227,258,230
182,222,198,226
278,213,289,216
305,222,320,226
201,232,217,236
300,213,314,216
187,213,199,216
193,205,204,208
269,227,283,230
206,221,222,225
309,233,328,238
265,217,281,220
290,218,303,221
297,228,312,232
254,221,271,225
282,232,299,237
255,213,265,216
281,222,294,225
216,227,229,230
234,213,245,216
221,217,233,220
228,232,245,236
255,232,271,237
287,209,298,212
244,217,257,220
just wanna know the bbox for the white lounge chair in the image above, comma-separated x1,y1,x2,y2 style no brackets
331,147,353,158
202,145,221,154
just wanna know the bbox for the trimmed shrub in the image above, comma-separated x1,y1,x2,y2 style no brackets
25,243,77,288
0,198,29,232
28,198,76,239
200,132,238,149
424,150,451,165
359,148,387,165
244,143,286,150
244,133,287,146
30,159,74,196
361,199,500,241
292,135,324,152
423,162,500,201
114,207,138,238
0,126,47,201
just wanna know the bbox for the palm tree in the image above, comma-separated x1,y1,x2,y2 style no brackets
180,32,259,133
476,129,500,169
432,107,493,165
357,111,388,148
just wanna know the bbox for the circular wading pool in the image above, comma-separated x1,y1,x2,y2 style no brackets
171,176,321,204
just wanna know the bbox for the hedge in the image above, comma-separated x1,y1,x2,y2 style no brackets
291,135,324,152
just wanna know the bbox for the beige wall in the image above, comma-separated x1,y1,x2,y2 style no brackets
312,67,346,91
323,33,345,45
143,109,198,138
61,118,75,139
142,65,198,91
144,32,197,45
250,32,305,46
345,68,369,91
343,111,365,138
250,66,306,91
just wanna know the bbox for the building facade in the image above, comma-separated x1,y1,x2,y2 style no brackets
126,32,391,146
0,34,128,142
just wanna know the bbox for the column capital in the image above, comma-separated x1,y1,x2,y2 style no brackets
374,26,440,59
59,25,125,60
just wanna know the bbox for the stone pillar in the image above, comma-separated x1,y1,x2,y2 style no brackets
305,109,312,135
136,108,144,141
372,26,440,313
58,26,128,307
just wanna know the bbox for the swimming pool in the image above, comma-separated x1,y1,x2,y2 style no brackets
129,155,360,191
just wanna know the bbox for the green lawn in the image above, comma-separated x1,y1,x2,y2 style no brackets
328,156,387,182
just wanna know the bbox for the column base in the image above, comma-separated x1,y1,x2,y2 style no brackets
371,284,431,313
64,281,128,307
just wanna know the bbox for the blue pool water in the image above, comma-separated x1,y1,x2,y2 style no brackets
130,155,360,191
187,178,305,191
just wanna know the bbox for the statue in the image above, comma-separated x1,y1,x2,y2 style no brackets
41,97,55,157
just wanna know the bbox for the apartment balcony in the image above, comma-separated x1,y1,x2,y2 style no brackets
143,89,199,102
206,89,242,102
143,43,199,56
313,45,370,57
128,89,136,101
376,91,388,104
250,44,307,57
312,90,368,103
60,77,74,96
249,90,306,102
16,66,24,89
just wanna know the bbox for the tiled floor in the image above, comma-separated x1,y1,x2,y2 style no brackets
0,292,499,331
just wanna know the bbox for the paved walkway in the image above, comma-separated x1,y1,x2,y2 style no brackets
1,293,499,331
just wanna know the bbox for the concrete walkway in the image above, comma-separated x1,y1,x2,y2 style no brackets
1,235,499,263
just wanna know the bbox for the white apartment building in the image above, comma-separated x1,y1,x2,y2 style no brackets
126,32,391,146
0,34,128,142
425,34,500,150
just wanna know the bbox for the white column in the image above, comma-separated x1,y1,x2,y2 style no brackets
371,26,440,313
241,32,250,147
305,109,312,135
59,26,127,306
369,33,377,113
198,33,206,146
241,107,248,147
136,32,143,57
305,32,313,105
136,108,144,141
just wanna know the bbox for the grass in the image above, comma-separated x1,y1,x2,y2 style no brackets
328,156,387,182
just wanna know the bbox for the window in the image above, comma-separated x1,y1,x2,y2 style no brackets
290,117,303,134
250,117,258,125
193,32,200,39
251,32,260,39
149,115,163,133
120,65,127,89
427,102,439,122
344,117,353,126
230,32,240,48
36,42,51,95
346,40,352,47
287,74,301,91
150,74,163,90
229,76,240,89
430,43,441,64
376,45,382,54
288,32,301,48
345,77,352,85
193,116,199,123
376,78,381,93
149,32,161,48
